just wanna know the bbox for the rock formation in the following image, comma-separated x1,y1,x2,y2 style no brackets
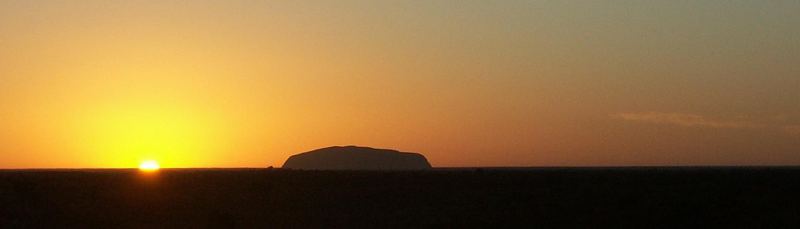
282,146,432,170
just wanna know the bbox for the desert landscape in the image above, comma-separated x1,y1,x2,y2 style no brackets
2,167,799,227
2,1,799,227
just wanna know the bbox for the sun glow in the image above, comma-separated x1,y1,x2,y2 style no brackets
139,160,160,171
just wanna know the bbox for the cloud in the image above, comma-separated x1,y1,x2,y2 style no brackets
613,112,762,129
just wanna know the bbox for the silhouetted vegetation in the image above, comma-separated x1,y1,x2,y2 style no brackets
1,167,799,227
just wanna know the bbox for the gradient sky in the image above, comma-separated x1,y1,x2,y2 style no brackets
1,0,799,168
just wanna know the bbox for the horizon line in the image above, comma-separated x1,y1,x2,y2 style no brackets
3,165,800,170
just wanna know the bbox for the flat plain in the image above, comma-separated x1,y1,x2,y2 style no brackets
1,167,798,227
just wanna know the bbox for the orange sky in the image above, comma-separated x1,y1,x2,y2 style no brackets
1,1,799,168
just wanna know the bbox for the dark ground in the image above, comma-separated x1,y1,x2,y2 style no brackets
1,167,799,228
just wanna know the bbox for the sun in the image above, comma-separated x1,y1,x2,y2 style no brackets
139,160,160,172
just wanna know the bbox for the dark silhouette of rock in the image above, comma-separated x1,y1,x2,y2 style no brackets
282,146,432,170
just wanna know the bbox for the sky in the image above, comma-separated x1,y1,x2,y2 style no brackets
1,0,799,168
